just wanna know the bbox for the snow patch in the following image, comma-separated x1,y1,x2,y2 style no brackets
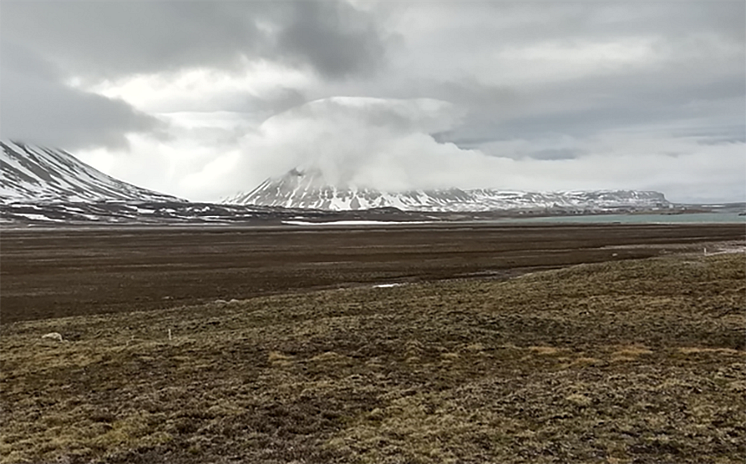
373,283,403,288
283,220,432,226
15,213,63,222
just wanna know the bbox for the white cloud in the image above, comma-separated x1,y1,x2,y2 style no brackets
228,97,469,191
77,96,744,204
82,61,312,114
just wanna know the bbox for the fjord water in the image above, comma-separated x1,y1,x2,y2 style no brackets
508,212,746,224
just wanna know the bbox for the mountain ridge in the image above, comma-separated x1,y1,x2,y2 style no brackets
224,168,671,212
0,140,182,203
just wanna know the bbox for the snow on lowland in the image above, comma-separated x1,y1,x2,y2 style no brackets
282,220,433,226
0,140,181,203
224,168,672,212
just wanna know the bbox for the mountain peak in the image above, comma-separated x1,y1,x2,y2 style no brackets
0,140,182,203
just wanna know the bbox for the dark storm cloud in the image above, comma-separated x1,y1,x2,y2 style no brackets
475,67,743,146
526,149,582,161
0,1,388,80
0,41,162,150
355,1,745,154
276,1,387,78
0,1,387,149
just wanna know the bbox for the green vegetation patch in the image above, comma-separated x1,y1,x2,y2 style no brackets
2,253,744,463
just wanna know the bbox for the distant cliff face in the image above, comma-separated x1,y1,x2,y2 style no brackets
223,168,670,212
0,140,181,203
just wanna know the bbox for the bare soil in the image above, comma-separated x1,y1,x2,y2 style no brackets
1,223,743,324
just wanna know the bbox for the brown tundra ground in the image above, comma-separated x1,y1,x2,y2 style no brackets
1,223,744,463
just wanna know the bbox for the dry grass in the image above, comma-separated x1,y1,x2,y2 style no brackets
1,253,744,463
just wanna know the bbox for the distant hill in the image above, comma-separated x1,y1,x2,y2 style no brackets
224,168,671,212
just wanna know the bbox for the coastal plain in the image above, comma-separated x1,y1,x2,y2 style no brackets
2,223,743,324
1,223,744,463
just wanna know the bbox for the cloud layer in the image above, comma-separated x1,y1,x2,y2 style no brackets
0,41,162,150
1,1,743,203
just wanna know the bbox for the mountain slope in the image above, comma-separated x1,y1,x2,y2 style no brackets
0,140,181,203
223,168,671,212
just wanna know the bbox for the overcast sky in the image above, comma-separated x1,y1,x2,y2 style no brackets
1,1,744,203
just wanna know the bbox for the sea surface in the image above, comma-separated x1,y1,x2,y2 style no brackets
503,212,746,224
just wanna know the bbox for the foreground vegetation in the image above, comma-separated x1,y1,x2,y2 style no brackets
1,252,744,463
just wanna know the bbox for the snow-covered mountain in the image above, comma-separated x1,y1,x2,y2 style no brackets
224,168,671,212
0,140,181,203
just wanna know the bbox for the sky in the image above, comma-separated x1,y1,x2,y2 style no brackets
1,0,744,203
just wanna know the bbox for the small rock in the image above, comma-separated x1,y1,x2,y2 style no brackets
41,332,64,342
